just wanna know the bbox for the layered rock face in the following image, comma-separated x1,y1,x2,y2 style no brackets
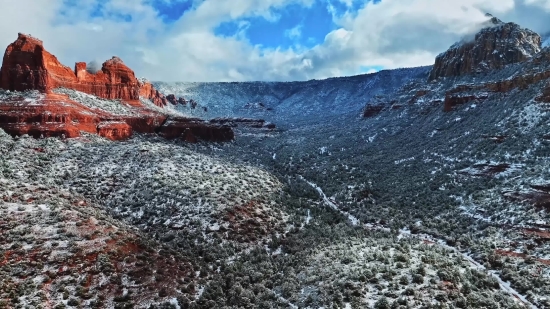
0,33,234,142
0,33,166,103
0,92,132,140
428,16,541,81
160,117,235,142
138,80,167,107
97,121,133,140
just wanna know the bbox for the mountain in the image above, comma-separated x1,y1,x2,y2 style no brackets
428,15,541,81
153,67,430,125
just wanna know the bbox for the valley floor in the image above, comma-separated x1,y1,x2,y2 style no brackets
1,105,549,308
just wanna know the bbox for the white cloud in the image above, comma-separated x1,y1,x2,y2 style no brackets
0,0,549,82
337,0,354,7
524,0,550,9
285,24,303,40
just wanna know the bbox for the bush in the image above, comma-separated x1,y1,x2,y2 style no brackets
412,274,424,284
374,296,390,309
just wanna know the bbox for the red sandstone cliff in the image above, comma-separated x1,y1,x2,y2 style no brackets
0,33,168,107
0,92,133,140
428,15,541,81
0,33,233,142
138,80,167,107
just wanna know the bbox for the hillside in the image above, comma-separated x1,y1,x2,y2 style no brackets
153,67,430,124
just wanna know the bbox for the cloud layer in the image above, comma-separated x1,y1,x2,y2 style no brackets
1,0,549,82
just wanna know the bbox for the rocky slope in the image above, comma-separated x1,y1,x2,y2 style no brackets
0,33,234,142
364,15,550,117
428,14,541,81
153,67,430,124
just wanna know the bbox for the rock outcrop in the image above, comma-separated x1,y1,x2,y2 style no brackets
160,117,235,142
362,104,385,118
0,33,166,104
504,190,550,210
443,93,488,111
428,15,541,81
97,121,133,140
166,94,177,105
138,80,167,107
0,33,235,142
0,89,234,142
443,68,550,106
0,92,122,139
209,118,276,129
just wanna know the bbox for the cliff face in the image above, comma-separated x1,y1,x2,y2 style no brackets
0,33,165,104
0,34,49,92
0,33,235,142
428,16,541,81
138,80,167,107
0,92,130,140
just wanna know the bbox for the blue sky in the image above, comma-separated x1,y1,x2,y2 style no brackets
212,0,361,50
148,0,360,50
1,0,550,81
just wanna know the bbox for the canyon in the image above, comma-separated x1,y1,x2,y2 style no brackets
1,14,550,309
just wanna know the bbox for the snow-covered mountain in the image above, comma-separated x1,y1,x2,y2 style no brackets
153,66,430,125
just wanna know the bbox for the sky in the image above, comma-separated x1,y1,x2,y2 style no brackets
1,0,550,82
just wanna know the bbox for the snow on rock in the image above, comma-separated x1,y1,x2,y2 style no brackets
429,15,541,81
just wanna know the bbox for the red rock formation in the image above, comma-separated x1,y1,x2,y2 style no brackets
0,33,165,104
429,16,541,81
138,81,167,107
0,93,100,139
0,92,134,141
0,91,233,142
166,94,177,105
69,57,141,100
0,34,49,92
443,93,488,111
159,117,234,141
504,190,550,210
444,68,550,105
123,114,167,134
407,89,430,104
459,163,511,177
97,121,132,140
362,104,384,118
0,33,237,142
